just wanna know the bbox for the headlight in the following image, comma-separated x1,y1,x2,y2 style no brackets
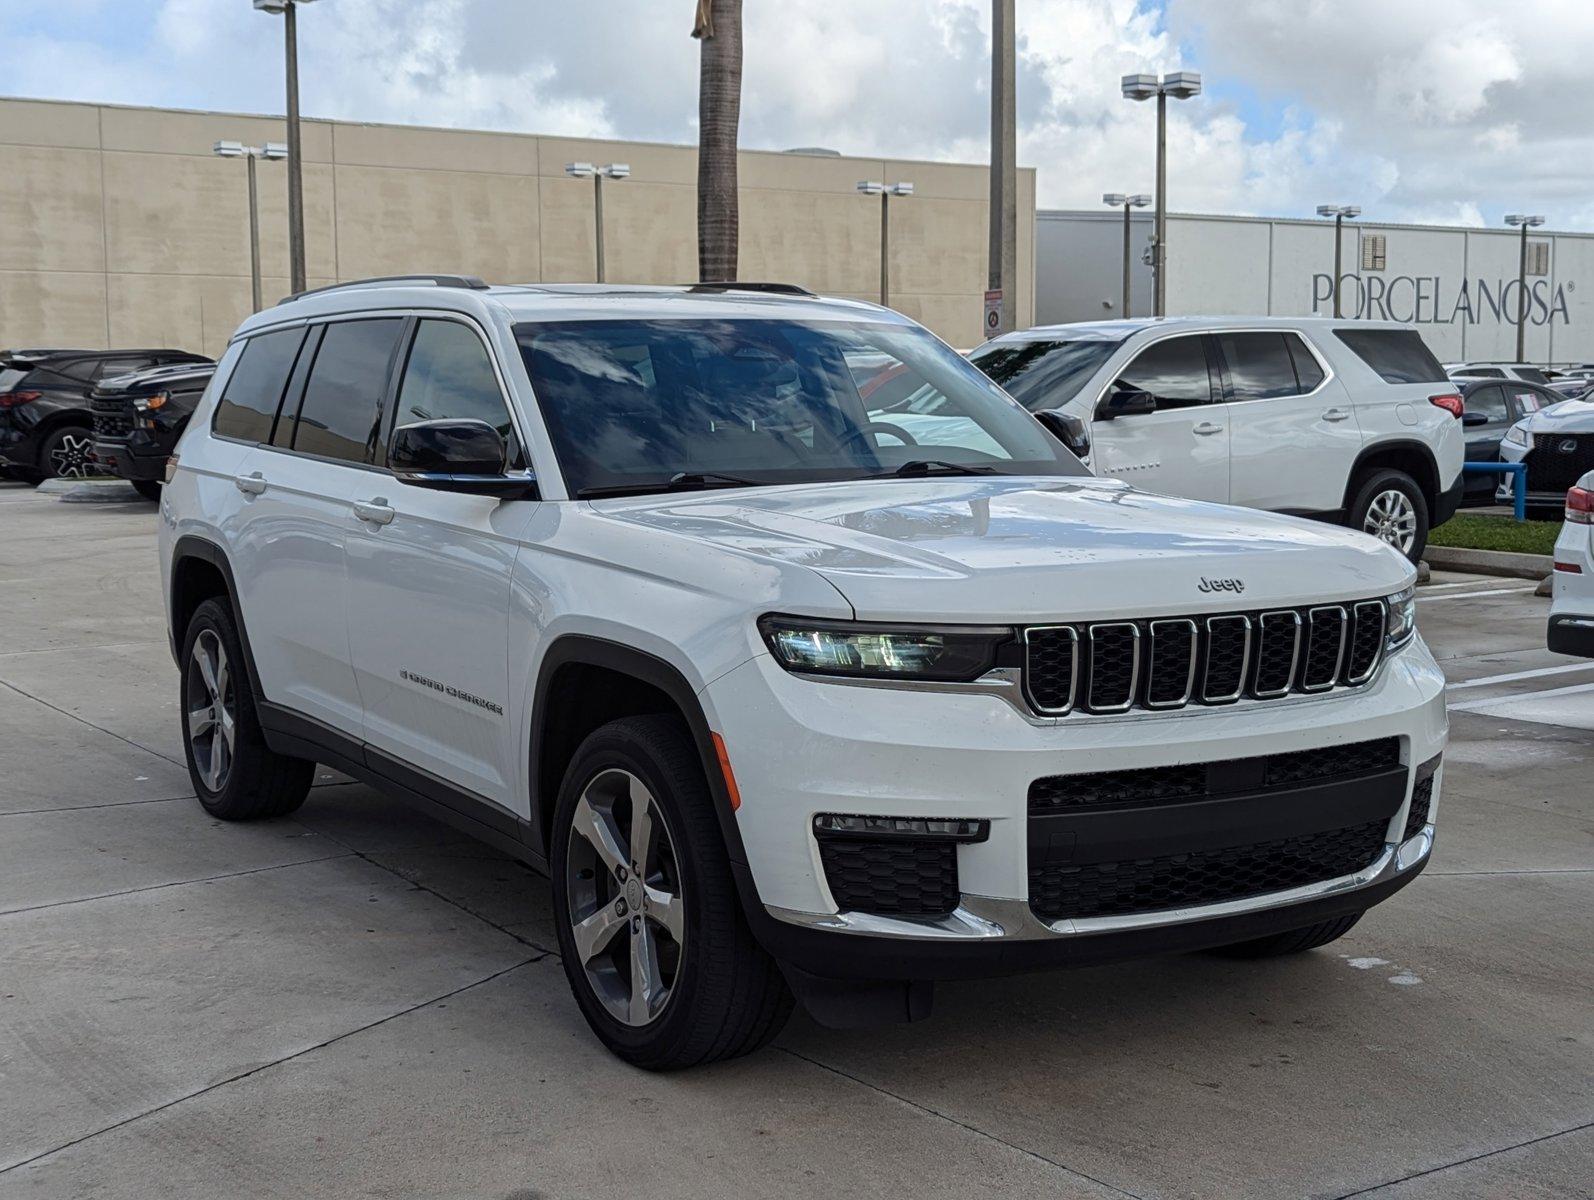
758,615,1013,682
1503,424,1529,447
1385,585,1416,652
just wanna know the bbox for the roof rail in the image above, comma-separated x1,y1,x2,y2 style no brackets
684,281,815,297
279,275,490,305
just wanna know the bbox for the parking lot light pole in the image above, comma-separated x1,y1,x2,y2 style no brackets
1504,213,1546,363
1103,193,1151,318
566,163,630,283
253,0,317,295
214,140,288,313
1122,71,1201,317
858,181,914,307
1315,204,1362,318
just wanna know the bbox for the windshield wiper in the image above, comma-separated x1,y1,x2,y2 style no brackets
882,459,998,478
577,471,769,499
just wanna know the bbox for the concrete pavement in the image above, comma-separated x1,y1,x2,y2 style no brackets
1,481,1590,1199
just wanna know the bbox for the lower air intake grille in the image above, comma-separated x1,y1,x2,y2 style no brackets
817,837,959,917
1262,738,1402,788
1028,819,1389,921
1403,776,1434,842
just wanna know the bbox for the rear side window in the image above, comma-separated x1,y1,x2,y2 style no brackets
1113,335,1214,410
1217,332,1298,401
1334,329,1447,384
1285,334,1325,391
1515,367,1550,385
289,318,405,464
213,328,307,443
95,357,153,380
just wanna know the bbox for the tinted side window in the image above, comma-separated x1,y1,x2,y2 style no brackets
1334,329,1447,384
213,328,307,443
95,357,154,380
1114,336,1212,410
391,320,515,450
1466,385,1509,423
1472,367,1506,379
290,319,404,465
1285,334,1325,391
1218,332,1298,401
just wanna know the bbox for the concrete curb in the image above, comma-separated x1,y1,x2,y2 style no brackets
38,478,143,503
1422,544,1553,581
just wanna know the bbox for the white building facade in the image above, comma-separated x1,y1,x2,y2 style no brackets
1037,209,1594,365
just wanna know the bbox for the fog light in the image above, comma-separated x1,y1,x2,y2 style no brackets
813,814,989,842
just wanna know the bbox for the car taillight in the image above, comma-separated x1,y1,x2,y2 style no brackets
1428,393,1464,418
1567,485,1593,525
0,390,41,409
164,453,180,483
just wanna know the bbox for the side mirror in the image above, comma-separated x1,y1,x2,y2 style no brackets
1461,411,1489,427
1098,385,1156,420
390,419,538,499
1035,409,1091,459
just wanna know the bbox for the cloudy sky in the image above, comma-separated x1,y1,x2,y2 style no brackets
5,0,1589,229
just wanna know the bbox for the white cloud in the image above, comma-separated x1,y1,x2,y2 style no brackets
1,0,1589,229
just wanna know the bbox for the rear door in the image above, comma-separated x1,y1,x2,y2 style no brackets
344,315,538,812
1089,333,1230,503
1223,330,1361,513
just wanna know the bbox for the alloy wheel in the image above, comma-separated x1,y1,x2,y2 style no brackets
185,630,236,792
48,433,97,479
565,768,686,1027
1363,489,1418,554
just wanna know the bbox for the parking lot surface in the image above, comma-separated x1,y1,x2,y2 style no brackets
2,479,1591,1200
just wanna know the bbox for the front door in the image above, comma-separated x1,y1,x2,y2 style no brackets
344,317,539,813
1089,334,1230,503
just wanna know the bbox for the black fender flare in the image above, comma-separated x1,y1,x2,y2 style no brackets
1344,439,1441,511
169,535,267,704
527,634,756,897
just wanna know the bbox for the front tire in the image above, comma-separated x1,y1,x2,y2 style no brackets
1210,911,1362,958
1347,469,1429,562
39,424,99,480
132,478,162,502
550,714,792,1070
180,598,314,820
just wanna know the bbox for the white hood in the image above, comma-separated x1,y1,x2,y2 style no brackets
592,477,1413,623
1519,399,1594,435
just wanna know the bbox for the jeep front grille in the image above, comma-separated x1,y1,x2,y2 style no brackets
1023,598,1389,716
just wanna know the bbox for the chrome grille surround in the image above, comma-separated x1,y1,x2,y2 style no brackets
1022,597,1391,717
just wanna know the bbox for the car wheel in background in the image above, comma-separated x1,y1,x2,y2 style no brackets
180,598,314,820
39,425,101,480
1347,469,1429,562
551,714,792,1070
132,479,162,502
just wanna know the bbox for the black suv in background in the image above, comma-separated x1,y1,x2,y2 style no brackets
0,348,211,485
91,361,218,500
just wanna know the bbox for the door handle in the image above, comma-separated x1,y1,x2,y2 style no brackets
353,498,395,526
1322,408,1351,422
1193,422,1224,436
234,471,266,495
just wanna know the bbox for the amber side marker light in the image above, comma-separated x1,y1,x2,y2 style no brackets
164,453,180,484
710,732,741,811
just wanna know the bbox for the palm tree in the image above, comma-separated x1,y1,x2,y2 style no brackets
693,0,742,282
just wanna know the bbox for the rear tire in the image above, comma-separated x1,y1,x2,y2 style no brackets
132,479,162,502
1210,912,1362,958
550,714,792,1070
180,598,314,820
1347,469,1429,562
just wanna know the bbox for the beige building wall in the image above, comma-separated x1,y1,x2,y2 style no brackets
0,97,1035,357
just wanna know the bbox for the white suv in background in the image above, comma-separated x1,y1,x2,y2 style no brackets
969,317,1465,561
1550,471,1594,657
159,278,1446,1069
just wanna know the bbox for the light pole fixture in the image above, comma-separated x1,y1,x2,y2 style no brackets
1122,69,1201,317
1315,204,1362,318
1505,213,1546,363
215,139,289,313
858,181,914,307
252,0,317,295
1103,193,1151,318
566,163,631,283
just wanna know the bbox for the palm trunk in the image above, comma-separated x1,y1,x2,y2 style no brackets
694,0,742,282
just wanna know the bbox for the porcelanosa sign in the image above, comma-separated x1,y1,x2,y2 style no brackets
1309,273,1574,327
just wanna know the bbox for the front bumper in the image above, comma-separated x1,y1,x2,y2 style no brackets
704,637,1446,980
92,431,172,481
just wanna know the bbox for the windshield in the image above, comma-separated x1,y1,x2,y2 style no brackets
514,318,1083,497
967,336,1127,410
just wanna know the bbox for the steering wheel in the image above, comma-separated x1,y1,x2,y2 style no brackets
837,420,920,452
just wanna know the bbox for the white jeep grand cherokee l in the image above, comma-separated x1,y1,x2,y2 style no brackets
158,277,1446,1069
968,317,1465,562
